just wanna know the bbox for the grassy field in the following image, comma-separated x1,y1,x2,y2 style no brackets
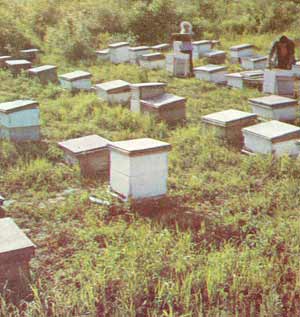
0,33,300,316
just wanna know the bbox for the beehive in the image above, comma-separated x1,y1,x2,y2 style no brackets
95,49,110,61
192,40,212,58
59,70,92,91
20,48,39,62
243,120,300,157
204,50,226,64
166,53,190,77
263,69,295,97
202,109,257,144
230,44,254,63
95,80,131,105
5,60,32,75
226,70,264,89
58,135,110,178
28,65,58,85
194,64,227,84
130,83,166,112
249,95,298,122
139,53,165,70
241,55,268,70
0,56,12,68
0,100,40,141
129,46,151,64
152,43,170,52
140,93,186,125
226,73,244,89
110,138,171,200
292,62,300,78
0,217,35,300
109,42,130,64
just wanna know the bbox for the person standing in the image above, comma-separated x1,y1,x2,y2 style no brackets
180,21,194,76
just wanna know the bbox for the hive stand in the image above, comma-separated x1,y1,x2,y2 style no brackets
203,50,226,64
19,48,40,62
0,100,40,141
240,55,268,70
242,120,300,157
152,43,170,52
28,65,58,85
109,138,171,201
249,95,299,122
109,42,130,64
95,80,131,105
0,217,36,302
129,46,152,64
95,49,110,61
59,70,92,91
139,53,166,70
202,109,257,145
229,44,254,63
226,70,264,89
192,40,212,59
5,60,32,76
0,56,12,68
194,64,227,84
58,135,110,179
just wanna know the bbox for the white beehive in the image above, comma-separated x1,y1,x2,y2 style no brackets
59,71,92,91
243,120,300,157
226,73,244,89
28,65,58,85
194,64,227,84
96,49,110,61
292,62,300,78
129,46,151,64
263,69,294,97
130,83,166,112
226,70,264,89
192,40,212,58
230,44,254,63
249,95,298,122
166,53,190,77
20,48,40,62
152,43,170,52
241,55,268,70
95,80,131,105
0,100,40,141
0,56,11,68
204,50,226,64
202,109,257,144
110,138,171,200
5,60,32,75
58,135,110,178
0,217,35,300
109,42,130,64
139,53,166,70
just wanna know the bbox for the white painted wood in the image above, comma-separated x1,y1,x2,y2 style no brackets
129,46,151,64
192,40,212,58
226,73,244,89
241,55,268,70
109,42,130,64
263,69,294,96
194,64,227,83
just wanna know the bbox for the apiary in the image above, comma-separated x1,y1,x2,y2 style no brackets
129,46,152,64
192,40,212,58
243,120,300,157
263,69,295,97
249,95,298,122
152,43,170,52
241,55,268,70
0,99,40,141
58,135,110,178
203,50,226,64
230,44,254,63
5,60,32,75
96,49,110,61
292,62,300,78
109,42,130,64
0,56,12,68
202,109,257,144
130,82,166,112
0,217,35,300
139,53,165,70
20,48,39,62
59,70,92,91
140,93,186,125
166,53,190,77
194,64,227,84
28,65,58,85
95,80,131,105
110,138,171,200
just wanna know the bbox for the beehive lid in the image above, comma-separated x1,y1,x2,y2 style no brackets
109,42,129,48
95,80,130,93
59,70,92,81
0,55,11,60
110,138,171,156
6,59,31,66
131,82,167,89
141,53,165,61
28,65,57,73
129,46,150,51
243,120,300,143
58,135,110,155
204,50,226,57
152,43,170,50
194,64,227,73
226,72,243,79
193,40,211,45
0,99,38,114
0,218,35,262
202,109,257,127
249,95,297,108
141,93,186,109
96,49,109,54
242,70,264,78
230,44,254,51
20,48,39,53
250,55,268,62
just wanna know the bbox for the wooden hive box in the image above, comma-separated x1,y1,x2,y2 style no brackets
95,80,131,105
110,138,171,200
203,50,226,64
152,43,170,52
243,120,300,157
192,40,212,58
129,46,152,64
226,72,244,89
28,65,58,85
166,53,190,77
226,70,264,89
202,109,257,145
194,64,227,84
241,55,268,70
0,99,40,141
59,70,92,91
139,53,166,70
20,48,40,62
140,93,186,125
58,135,110,179
95,49,110,61
0,217,35,300
230,44,254,63
292,61,300,78
130,82,166,112
249,95,298,122
0,56,12,68
5,59,32,76
109,42,130,64
263,69,295,97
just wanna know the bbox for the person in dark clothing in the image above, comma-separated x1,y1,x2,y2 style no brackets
179,21,194,76
0,195,5,218
269,35,296,70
